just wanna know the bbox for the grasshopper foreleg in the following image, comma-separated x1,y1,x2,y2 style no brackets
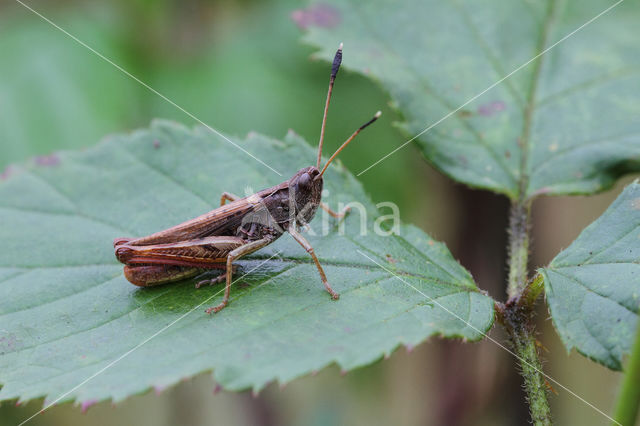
287,225,339,300
206,237,274,314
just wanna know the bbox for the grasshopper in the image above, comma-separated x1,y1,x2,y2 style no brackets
114,44,381,314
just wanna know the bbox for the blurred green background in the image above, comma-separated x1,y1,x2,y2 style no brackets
0,0,632,425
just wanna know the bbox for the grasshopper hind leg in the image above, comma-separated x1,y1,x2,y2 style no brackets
113,237,132,247
124,264,200,287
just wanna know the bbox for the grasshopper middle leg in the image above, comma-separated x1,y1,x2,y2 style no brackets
320,202,350,219
220,192,240,206
195,265,238,288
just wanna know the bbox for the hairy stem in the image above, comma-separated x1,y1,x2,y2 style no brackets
504,0,556,420
507,201,532,298
503,200,552,425
613,323,640,426
510,324,552,426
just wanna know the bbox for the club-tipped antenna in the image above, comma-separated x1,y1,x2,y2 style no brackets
318,111,382,178
317,43,343,169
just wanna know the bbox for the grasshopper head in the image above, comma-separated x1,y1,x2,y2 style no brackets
290,166,323,226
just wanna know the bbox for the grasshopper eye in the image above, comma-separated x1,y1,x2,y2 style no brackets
298,173,312,189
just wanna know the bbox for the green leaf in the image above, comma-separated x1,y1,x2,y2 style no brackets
540,182,640,370
300,0,640,199
0,120,494,405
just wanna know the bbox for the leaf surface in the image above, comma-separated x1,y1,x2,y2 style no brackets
0,121,493,405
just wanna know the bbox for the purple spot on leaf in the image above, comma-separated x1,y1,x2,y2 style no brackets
291,4,341,30
0,165,13,180
0,332,21,352
477,101,506,116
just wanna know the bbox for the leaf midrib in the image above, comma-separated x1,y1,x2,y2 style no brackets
520,0,557,200
246,254,480,290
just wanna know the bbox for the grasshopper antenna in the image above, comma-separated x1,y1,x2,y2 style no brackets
317,43,343,169
318,111,381,178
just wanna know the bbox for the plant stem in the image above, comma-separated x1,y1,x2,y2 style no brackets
613,322,640,426
507,201,532,298
510,324,552,426
503,200,552,425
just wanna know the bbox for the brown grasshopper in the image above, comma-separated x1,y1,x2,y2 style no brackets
114,44,381,314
